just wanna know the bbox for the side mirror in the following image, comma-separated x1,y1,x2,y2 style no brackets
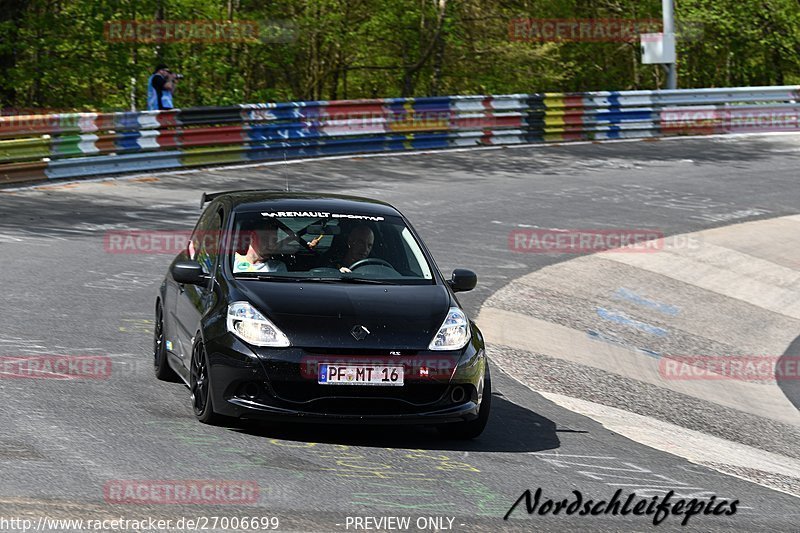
448,268,477,293
172,260,210,285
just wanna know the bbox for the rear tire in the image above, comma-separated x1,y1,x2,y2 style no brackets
438,363,492,439
153,302,179,382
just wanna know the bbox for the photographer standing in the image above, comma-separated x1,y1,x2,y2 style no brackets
147,64,180,111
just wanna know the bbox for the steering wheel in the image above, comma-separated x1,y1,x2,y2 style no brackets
348,258,394,270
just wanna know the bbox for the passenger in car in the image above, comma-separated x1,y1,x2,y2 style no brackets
233,220,288,273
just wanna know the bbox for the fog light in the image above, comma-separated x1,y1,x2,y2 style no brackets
450,385,466,404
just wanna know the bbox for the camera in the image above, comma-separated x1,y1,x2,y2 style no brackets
171,72,185,80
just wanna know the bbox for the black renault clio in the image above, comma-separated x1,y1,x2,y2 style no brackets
154,191,491,438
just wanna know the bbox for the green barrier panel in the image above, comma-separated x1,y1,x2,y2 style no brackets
50,135,87,158
180,145,249,167
0,137,51,163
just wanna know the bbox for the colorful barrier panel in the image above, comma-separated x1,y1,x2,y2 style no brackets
1,86,798,185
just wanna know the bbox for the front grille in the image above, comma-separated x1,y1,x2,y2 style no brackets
270,381,448,405
290,397,442,415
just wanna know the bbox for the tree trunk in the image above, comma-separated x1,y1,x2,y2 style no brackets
430,21,445,95
401,0,448,97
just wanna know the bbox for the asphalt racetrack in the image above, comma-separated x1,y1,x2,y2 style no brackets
1,133,799,532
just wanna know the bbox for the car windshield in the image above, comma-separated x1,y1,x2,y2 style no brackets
228,211,434,285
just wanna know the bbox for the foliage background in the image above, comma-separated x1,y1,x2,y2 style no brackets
0,0,798,112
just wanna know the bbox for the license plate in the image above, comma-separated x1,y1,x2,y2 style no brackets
318,364,404,386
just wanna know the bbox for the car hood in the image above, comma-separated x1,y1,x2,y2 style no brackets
231,280,453,350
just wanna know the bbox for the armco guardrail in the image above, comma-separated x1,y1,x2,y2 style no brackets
1,86,798,185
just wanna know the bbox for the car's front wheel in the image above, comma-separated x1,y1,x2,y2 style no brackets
438,363,492,439
190,340,225,425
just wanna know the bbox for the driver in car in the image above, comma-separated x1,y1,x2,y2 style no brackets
336,224,374,273
233,221,288,273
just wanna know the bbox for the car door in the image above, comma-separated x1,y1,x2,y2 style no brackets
174,205,224,365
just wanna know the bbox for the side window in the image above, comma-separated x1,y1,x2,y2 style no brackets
189,206,224,274
398,228,421,276
400,227,432,278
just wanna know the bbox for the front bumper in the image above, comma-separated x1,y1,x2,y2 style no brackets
225,397,480,425
204,331,486,425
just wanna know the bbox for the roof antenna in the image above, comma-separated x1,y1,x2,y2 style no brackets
283,150,289,192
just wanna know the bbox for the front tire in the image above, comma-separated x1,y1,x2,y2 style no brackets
153,302,179,382
190,340,225,425
438,363,492,439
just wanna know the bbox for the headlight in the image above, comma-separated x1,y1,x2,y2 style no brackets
428,307,470,351
227,301,290,347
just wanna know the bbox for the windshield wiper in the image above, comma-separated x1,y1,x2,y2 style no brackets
304,276,396,285
235,274,396,284
233,273,299,282
341,276,397,285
